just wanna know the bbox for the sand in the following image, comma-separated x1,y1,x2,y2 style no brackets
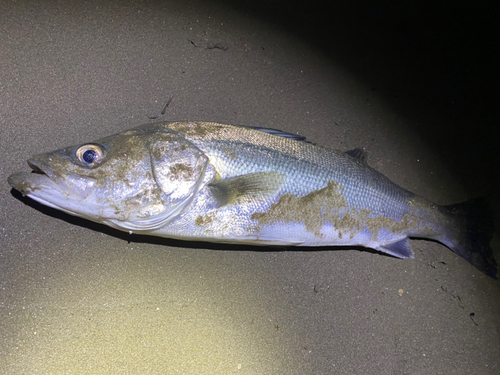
1,1,499,374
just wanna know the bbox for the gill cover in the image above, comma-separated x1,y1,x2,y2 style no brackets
113,129,209,232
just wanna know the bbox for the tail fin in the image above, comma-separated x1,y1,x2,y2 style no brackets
442,197,497,278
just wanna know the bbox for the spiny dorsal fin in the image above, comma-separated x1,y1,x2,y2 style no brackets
210,172,286,207
241,125,311,143
345,148,368,163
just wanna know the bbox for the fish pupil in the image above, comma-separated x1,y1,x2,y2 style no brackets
82,149,97,164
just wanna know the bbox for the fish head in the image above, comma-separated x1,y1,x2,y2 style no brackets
8,125,211,233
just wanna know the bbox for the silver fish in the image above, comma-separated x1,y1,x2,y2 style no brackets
8,121,497,277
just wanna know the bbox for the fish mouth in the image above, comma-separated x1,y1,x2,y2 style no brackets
27,159,51,176
27,157,68,181
8,161,57,196
9,158,62,191
8,158,97,204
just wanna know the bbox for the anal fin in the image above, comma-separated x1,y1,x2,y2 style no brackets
375,238,414,259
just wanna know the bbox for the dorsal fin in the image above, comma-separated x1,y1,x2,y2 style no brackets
345,148,368,163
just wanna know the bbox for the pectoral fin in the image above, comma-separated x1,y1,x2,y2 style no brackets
210,172,286,207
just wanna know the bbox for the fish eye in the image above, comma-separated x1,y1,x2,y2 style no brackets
76,144,105,167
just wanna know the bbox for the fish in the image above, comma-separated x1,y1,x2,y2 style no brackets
8,121,497,277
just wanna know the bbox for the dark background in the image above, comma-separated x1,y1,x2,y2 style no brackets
240,0,499,198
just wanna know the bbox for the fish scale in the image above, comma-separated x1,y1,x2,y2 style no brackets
175,123,414,220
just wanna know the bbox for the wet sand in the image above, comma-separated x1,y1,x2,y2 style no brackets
1,1,499,374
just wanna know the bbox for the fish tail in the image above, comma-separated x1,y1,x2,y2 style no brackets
441,197,497,278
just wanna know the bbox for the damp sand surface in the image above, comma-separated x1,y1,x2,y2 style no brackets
1,1,499,374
